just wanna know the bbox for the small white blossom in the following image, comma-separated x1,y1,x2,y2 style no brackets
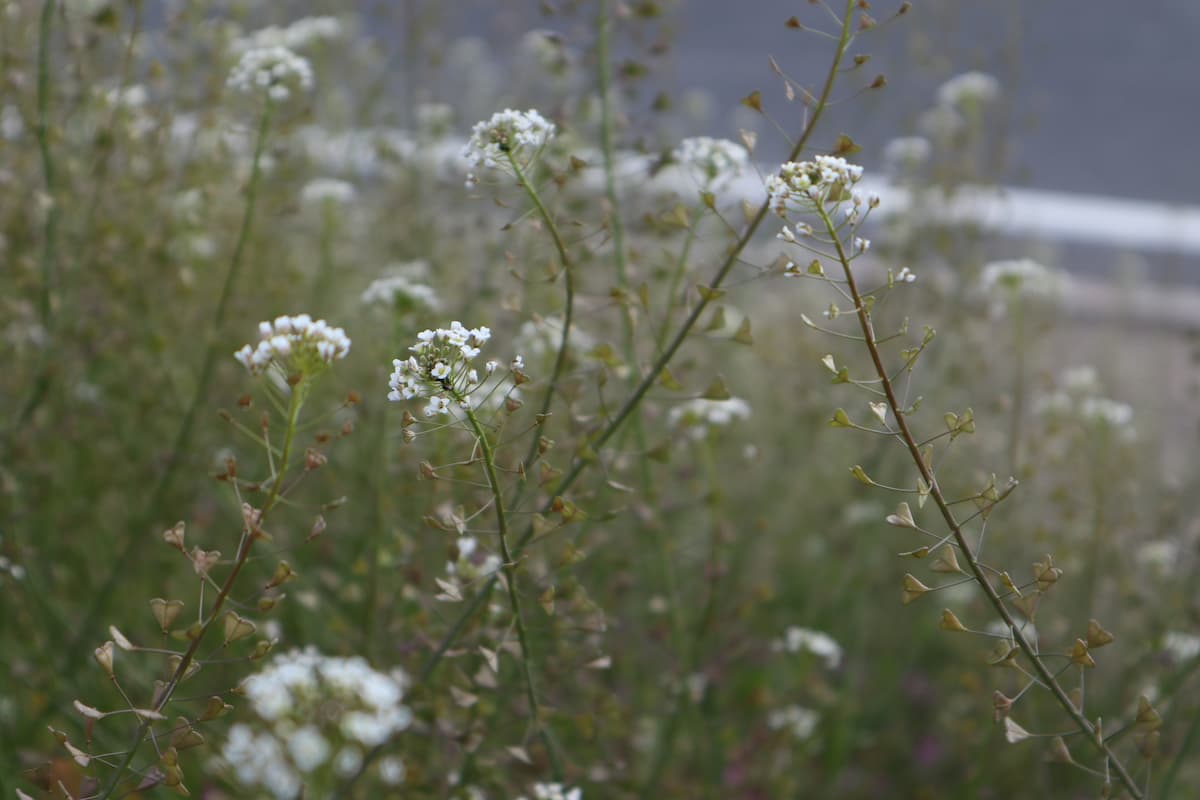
673,136,750,185
896,267,916,283
415,102,455,139
379,756,407,785
883,136,932,172
668,397,751,440
227,46,314,103
979,258,1066,305
463,108,556,175
223,649,411,794
1164,631,1200,663
918,104,965,140
529,783,583,800
771,626,843,669
766,705,819,739
361,273,441,310
766,156,866,218
936,70,1001,108
388,321,519,411
287,726,329,772
231,16,345,54
234,314,351,377
301,178,356,206
514,315,595,363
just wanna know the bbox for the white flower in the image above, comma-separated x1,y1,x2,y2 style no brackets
515,315,594,363
361,274,441,310
334,746,363,776
936,71,1001,108
766,705,819,739
234,314,351,377
531,783,583,800
231,16,345,54
896,267,916,283
883,136,932,174
223,648,412,794
1079,396,1134,429
462,108,556,174
423,395,451,417
226,46,314,102
300,178,356,206
979,258,1065,300
389,322,513,409
416,102,455,139
772,626,843,669
379,756,407,785
1164,631,1200,663
667,397,751,440
918,105,965,140
287,726,329,772
766,156,866,218
673,136,750,185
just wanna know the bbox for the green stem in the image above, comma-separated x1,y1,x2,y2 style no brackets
504,154,576,516
814,203,1144,800
35,0,58,330
1008,299,1025,474
98,381,303,799
3,0,62,453
459,400,565,780
656,225,699,354
596,0,654,493
508,156,575,442
639,437,725,798
342,8,857,791
436,0,854,684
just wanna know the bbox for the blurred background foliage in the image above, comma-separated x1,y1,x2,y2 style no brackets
1,1,1198,797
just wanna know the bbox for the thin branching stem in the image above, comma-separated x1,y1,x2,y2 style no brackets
97,380,304,799
66,99,276,663
344,6,857,791
459,401,565,780
814,204,1144,800
508,155,575,485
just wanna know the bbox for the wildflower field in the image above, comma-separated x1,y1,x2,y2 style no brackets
2,2,1198,798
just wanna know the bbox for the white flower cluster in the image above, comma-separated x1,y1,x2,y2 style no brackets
227,46,314,103
979,258,1066,304
232,16,344,54
673,136,749,185
517,784,582,800
361,275,441,310
515,315,595,363
388,322,517,416
234,314,351,377
1164,631,1200,663
667,397,751,440
936,70,1001,109
770,626,843,669
882,136,932,173
766,704,819,739
462,108,556,176
0,554,25,582
767,157,879,249
222,648,412,797
415,102,455,139
300,178,356,206
1034,365,1135,439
